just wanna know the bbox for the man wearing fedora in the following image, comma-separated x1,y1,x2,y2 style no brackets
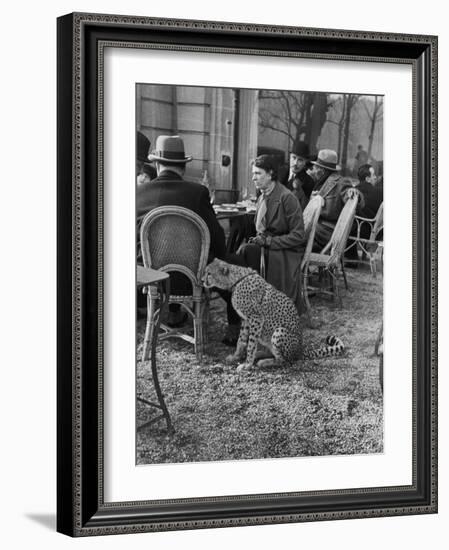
281,140,315,210
309,149,363,250
137,135,226,261
137,135,241,337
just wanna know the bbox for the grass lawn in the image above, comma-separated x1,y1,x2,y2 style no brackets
136,266,383,465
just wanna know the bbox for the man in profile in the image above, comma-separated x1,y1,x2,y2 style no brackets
308,149,362,250
355,163,383,220
345,163,383,263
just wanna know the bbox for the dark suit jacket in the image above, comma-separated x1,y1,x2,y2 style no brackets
356,181,383,219
280,165,315,210
137,170,226,261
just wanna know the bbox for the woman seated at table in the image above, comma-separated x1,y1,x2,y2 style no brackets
238,155,306,312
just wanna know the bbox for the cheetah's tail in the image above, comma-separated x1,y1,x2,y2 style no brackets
303,335,345,359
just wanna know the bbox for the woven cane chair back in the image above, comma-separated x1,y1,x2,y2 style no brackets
370,202,384,240
140,206,210,288
303,195,323,237
322,196,358,265
301,197,322,268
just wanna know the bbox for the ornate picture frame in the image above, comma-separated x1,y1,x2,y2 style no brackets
57,12,437,536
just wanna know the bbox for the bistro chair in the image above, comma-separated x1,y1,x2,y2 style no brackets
345,202,384,277
140,206,211,361
302,195,358,307
300,196,323,319
303,195,323,237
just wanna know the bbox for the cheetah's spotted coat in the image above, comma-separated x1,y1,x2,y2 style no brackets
203,259,344,368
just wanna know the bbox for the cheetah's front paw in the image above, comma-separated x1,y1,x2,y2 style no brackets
236,362,254,373
225,348,246,365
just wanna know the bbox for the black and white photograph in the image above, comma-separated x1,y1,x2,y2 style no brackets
1,0,443,545
135,83,384,465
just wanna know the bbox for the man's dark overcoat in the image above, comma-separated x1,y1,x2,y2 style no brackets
137,170,226,262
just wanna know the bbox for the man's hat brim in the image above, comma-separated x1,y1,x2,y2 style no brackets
147,153,193,164
137,157,155,165
311,160,341,171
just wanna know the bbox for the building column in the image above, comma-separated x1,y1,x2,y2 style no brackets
234,89,259,198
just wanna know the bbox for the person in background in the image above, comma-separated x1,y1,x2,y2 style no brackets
356,164,383,220
309,149,363,251
376,160,384,193
239,155,306,312
280,140,314,209
136,131,157,185
345,163,383,263
355,144,369,171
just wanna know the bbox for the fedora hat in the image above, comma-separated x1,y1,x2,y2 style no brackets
290,140,310,159
311,149,341,171
147,135,193,164
137,131,152,164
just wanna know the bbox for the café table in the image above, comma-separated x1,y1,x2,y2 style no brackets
214,204,256,253
137,265,173,433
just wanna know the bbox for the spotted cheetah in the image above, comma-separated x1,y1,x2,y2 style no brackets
203,258,345,369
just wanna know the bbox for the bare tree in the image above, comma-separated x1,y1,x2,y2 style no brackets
258,90,331,152
324,95,347,160
337,98,346,161
340,94,360,173
306,92,329,150
361,96,384,159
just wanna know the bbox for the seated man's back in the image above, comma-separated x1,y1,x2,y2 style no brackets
137,169,226,262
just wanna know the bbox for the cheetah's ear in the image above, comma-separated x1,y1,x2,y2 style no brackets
221,265,229,276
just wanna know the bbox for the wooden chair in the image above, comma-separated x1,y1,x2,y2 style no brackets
345,202,384,277
302,196,358,307
140,206,210,361
303,195,323,237
300,196,323,318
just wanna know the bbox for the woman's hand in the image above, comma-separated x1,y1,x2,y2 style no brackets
249,234,267,247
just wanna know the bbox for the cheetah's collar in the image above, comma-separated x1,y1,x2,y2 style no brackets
230,272,257,289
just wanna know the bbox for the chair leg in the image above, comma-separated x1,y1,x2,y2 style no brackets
202,296,209,345
341,259,349,290
302,269,312,325
379,354,383,392
142,293,156,362
330,268,342,308
369,253,377,278
193,301,203,361
374,321,383,356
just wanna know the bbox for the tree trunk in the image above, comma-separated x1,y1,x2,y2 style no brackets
337,97,346,161
367,96,378,159
309,92,329,153
302,92,314,143
341,98,352,173
341,94,359,174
